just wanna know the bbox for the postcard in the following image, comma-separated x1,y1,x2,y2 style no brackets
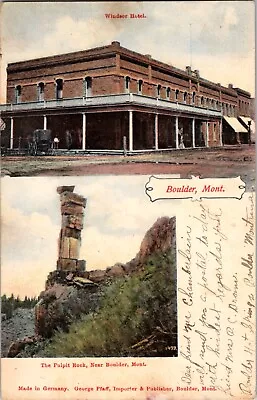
0,1,255,400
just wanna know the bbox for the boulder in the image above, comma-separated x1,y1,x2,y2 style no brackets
35,283,100,338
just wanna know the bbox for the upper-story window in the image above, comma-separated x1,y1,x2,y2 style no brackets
125,76,130,93
157,84,161,98
37,82,45,102
175,89,179,101
192,92,196,104
56,79,63,100
84,77,92,97
138,79,143,94
183,92,188,103
200,96,204,106
166,87,171,99
15,85,22,104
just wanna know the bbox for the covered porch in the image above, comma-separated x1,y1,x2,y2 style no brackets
0,93,222,154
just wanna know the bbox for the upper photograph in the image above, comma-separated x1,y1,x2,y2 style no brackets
0,1,255,186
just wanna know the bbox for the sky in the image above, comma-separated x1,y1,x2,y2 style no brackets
1,175,181,298
0,1,255,103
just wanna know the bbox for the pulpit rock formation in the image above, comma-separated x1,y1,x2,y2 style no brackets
56,185,87,272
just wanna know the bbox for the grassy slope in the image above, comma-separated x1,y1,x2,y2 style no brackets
42,251,177,357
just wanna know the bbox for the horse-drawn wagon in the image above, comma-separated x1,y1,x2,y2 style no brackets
28,129,53,155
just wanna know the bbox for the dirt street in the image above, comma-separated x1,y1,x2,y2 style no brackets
1,145,255,191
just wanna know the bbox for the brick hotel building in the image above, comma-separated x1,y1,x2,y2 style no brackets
0,41,254,152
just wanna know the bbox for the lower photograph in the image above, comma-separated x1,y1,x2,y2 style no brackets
1,175,178,359
1,174,255,399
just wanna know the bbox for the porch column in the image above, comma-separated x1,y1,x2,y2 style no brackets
219,118,223,146
175,116,179,149
129,110,133,151
82,113,86,150
43,115,47,130
155,114,159,150
192,118,195,148
10,117,14,149
206,122,209,147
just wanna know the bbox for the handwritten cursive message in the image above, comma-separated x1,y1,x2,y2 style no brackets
178,194,255,398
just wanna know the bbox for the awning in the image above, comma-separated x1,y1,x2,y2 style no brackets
238,116,255,133
0,118,6,131
223,116,248,133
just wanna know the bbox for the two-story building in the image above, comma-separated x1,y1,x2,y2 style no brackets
0,41,253,152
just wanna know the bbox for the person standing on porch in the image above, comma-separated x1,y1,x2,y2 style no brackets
53,136,60,149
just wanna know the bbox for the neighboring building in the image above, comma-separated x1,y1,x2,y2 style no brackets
0,41,254,152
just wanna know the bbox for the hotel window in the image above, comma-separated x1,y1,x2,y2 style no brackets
84,77,92,97
15,85,22,104
183,92,187,103
200,96,204,106
157,84,161,98
175,89,179,101
56,79,63,100
37,82,45,102
166,87,171,99
138,79,143,94
125,76,130,93
192,92,196,104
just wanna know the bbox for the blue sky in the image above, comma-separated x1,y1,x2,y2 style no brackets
0,1,255,102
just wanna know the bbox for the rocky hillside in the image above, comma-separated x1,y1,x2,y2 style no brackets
1,309,35,357
5,216,177,358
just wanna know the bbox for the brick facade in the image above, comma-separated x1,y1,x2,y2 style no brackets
6,41,251,117
1,41,252,151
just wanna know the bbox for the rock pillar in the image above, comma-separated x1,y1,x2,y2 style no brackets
56,186,87,272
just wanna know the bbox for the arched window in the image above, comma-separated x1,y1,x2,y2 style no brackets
166,87,171,99
192,92,196,104
175,89,179,101
138,79,143,94
125,76,130,93
15,85,22,104
84,77,92,97
56,79,63,100
200,96,204,106
37,82,45,102
183,92,187,103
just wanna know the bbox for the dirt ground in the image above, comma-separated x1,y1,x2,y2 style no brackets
1,145,255,191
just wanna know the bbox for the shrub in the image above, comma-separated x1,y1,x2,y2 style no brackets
43,251,177,357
